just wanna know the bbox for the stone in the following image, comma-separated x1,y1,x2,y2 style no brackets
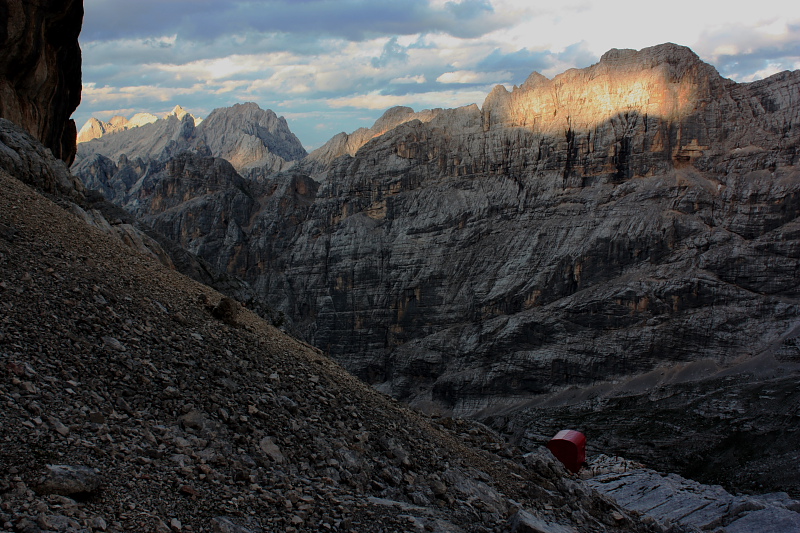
34,465,102,496
101,336,126,352
37,514,80,531
259,437,285,463
508,510,576,533
212,297,240,326
48,417,70,437
588,464,800,532
211,517,254,533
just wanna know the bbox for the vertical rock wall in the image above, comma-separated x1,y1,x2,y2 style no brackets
0,0,83,165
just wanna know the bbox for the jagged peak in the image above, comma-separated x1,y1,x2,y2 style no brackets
520,72,550,90
128,112,159,128
78,117,102,134
168,105,189,120
599,42,699,65
108,115,129,128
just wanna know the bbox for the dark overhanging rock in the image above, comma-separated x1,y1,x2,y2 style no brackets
0,0,83,165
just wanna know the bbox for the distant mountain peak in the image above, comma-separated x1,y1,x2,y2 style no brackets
168,104,189,120
78,106,200,143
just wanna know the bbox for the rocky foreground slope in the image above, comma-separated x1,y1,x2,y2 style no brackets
1,119,665,533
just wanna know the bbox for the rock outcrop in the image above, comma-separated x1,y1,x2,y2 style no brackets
586,456,800,532
0,0,83,164
0,118,84,199
74,44,800,496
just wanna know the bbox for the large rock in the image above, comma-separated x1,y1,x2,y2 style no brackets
35,465,102,496
0,118,83,198
0,0,83,164
588,462,800,532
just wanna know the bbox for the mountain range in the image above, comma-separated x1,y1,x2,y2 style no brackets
76,105,192,143
0,3,688,531
72,42,800,497
4,1,800,530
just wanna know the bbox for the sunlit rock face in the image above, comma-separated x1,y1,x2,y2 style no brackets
77,113,160,143
79,44,800,421
0,0,83,164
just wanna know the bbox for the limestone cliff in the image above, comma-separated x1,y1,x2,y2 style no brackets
0,0,83,165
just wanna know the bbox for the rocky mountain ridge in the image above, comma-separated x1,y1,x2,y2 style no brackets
300,106,445,179
73,102,307,183
75,106,197,143
73,43,800,496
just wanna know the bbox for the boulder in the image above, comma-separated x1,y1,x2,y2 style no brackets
35,465,102,496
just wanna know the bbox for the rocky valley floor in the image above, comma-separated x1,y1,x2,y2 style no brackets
0,170,665,532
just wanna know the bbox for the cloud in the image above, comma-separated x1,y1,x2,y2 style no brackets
326,88,491,110
75,0,800,151
83,0,514,43
392,75,427,84
436,70,511,84
371,37,410,68
693,22,800,81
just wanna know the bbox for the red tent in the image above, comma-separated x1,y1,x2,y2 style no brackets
546,430,586,473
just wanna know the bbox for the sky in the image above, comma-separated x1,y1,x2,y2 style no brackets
75,0,800,150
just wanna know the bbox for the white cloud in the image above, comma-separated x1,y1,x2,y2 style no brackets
75,0,800,149
81,82,207,105
436,70,511,84
326,88,491,110
392,75,427,84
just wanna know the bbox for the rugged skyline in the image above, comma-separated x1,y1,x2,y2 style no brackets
75,0,800,149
